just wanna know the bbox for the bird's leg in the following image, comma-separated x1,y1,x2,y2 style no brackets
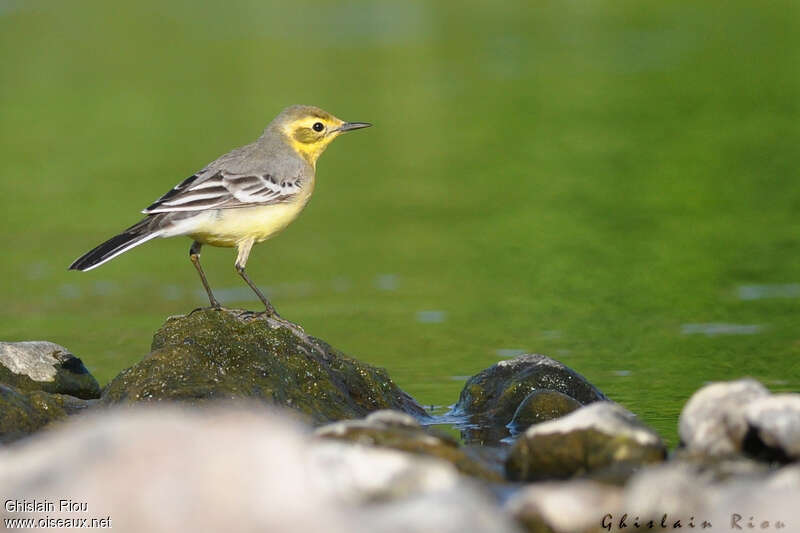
189,241,222,309
235,239,278,317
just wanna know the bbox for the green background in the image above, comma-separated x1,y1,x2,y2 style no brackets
2,0,799,444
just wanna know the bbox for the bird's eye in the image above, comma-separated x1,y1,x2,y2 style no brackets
312,122,325,132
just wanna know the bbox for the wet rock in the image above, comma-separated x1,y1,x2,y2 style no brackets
0,405,520,533
505,402,665,482
508,390,582,436
452,354,607,443
741,394,800,462
102,309,427,424
0,341,100,399
678,379,770,456
0,384,91,444
316,410,503,481
505,480,623,533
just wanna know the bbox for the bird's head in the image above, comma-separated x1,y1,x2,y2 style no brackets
269,105,371,166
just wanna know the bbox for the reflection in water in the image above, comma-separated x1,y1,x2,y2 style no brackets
738,284,800,300
374,274,399,291
26,261,49,280
58,284,81,299
416,310,447,323
681,323,763,337
194,282,315,303
540,330,562,340
495,348,527,358
331,277,352,293
92,280,119,296
161,285,183,301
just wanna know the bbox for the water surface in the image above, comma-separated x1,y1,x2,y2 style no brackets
1,0,799,445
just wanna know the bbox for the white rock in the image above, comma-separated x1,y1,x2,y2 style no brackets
743,394,800,459
364,409,421,428
0,405,334,533
309,441,460,503
766,463,800,489
505,480,623,533
363,484,520,533
0,405,519,533
0,341,71,382
523,401,661,446
678,378,770,455
624,462,718,517
622,462,797,531
496,353,565,369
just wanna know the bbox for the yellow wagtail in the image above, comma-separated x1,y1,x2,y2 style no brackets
69,105,371,316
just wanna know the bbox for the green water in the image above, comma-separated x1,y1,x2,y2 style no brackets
2,0,799,445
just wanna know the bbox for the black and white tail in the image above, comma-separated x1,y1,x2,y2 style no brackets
68,218,162,272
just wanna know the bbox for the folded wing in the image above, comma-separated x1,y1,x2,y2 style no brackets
142,170,302,214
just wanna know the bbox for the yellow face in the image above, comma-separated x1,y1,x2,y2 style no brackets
278,106,371,166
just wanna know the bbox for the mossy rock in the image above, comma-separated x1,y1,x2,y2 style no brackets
0,384,92,444
316,410,503,482
102,309,427,424
0,341,100,400
505,402,666,482
508,389,582,435
452,354,607,443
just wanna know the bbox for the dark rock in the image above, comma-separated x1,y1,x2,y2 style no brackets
0,384,92,444
316,410,503,482
451,354,607,444
508,390,582,436
678,378,770,456
0,341,100,400
101,309,427,424
505,402,665,482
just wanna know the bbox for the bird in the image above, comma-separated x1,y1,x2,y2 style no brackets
69,105,371,316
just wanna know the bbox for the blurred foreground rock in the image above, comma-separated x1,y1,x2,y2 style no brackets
0,405,521,533
6,319,800,532
451,354,607,443
316,410,503,482
102,309,427,423
679,379,800,462
617,460,798,532
506,402,666,482
505,479,624,533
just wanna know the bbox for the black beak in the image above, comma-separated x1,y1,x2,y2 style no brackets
338,122,372,132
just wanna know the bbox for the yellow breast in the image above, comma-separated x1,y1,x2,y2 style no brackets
188,185,314,248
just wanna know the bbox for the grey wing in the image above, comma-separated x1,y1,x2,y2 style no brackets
142,169,302,214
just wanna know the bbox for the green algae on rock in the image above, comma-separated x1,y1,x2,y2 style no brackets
454,354,607,420
0,341,101,400
0,384,92,444
507,389,582,436
451,354,607,444
505,402,666,482
101,309,427,424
